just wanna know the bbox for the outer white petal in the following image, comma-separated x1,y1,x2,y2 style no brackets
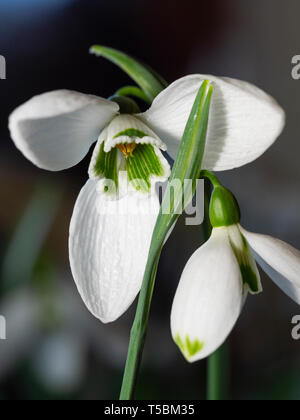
171,227,245,362
69,180,160,323
9,90,119,171
241,227,300,305
139,75,285,170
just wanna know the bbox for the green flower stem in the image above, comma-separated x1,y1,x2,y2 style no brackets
120,249,160,400
201,171,230,400
109,95,141,114
120,81,213,400
115,86,151,104
200,170,222,188
201,172,230,400
207,342,230,401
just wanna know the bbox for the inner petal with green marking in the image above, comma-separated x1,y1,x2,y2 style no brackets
125,144,166,192
104,114,167,153
227,224,262,294
91,140,119,193
89,114,170,195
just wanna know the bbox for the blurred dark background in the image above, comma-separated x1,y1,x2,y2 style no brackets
0,0,300,400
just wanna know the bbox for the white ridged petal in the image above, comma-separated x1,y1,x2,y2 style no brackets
139,75,285,170
9,90,119,171
103,114,166,152
241,227,300,305
171,227,245,362
69,180,160,323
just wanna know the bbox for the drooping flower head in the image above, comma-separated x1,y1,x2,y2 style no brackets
171,173,300,362
9,67,285,323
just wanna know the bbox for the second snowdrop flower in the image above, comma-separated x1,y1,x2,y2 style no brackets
171,172,300,362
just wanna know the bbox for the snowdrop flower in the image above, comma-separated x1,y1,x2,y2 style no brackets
171,174,300,362
9,74,285,323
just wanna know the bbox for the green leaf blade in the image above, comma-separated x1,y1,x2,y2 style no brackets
119,80,214,400
153,80,213,246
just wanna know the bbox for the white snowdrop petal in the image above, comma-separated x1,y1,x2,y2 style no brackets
140,75,285,170
171,227,245,362
69,180,160,323
9,90,119,171
241,228,300,305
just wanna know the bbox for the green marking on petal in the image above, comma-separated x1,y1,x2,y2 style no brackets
93,142,118,192
239,235,261,293
92,141,166,194
113,128,148,140
239,264,260,293
186,336,204,357
126,144,165,193
175,334,204,360
228,228,261,294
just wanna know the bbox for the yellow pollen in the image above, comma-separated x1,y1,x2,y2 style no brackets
116,142,136,157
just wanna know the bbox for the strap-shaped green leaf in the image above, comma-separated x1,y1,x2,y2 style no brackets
90,45,166,101
153,80,213,246
120,80,213,400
